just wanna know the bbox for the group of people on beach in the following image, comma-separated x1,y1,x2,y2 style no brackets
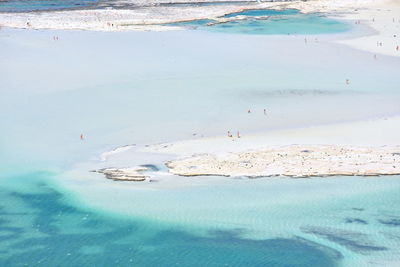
375,42,399,51
354,17,400,52
227,131,240,138
227,109,268,139
304,38,319,44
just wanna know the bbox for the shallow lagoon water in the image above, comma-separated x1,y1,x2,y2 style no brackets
1,171,400,266
208,14,350,35
0,0,99,12
0,173,344,266
168,9,350,35
1,18,400,266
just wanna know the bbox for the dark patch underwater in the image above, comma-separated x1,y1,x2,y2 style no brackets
345,218,368,225
0,173,342,266
301,226,387,254
378,218,400,227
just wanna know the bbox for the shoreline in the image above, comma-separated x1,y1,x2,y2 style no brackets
94,116,400,181
0,0,399,56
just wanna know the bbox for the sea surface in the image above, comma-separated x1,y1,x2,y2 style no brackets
167,9,350,35
0,0,100,12
1,12,400,266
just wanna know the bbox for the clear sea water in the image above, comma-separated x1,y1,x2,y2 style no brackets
1,13,400,267
0,0,99,12
167,9,350,35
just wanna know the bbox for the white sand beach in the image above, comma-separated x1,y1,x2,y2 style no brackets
144,117,400,156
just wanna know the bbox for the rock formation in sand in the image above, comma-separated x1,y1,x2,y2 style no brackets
96,167,149,181
166,145,400,178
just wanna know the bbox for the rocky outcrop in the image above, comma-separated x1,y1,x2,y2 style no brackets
96,167,149,181
166,145,400,178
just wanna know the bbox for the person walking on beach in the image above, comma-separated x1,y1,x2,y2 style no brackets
80,134,84,140
346,79,350,85
248,109,251,114
237,131,241,138
264,109,267,115
227,131,232,138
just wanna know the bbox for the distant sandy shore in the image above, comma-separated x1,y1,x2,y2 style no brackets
0,0,399,56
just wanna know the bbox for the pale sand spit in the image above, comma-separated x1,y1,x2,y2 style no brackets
166,144,400,178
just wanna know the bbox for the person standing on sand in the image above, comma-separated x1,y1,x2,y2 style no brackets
80,134,84,140
264,109,267,115
237,131,241,138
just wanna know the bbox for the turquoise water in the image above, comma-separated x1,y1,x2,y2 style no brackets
0,0,99,12
209,14,349,35
0,173,342,266
167,9,349,35
1,172,400,266
1,24,400,266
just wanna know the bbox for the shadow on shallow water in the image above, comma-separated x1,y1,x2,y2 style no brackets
0,173,342,266
301,226,387,254
378,218,400,227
